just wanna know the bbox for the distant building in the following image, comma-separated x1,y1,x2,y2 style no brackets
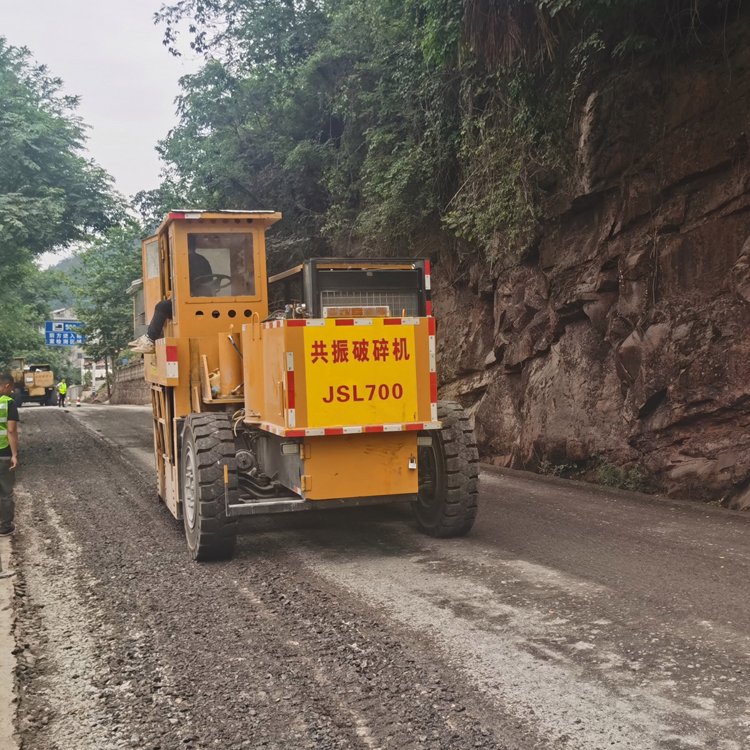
128,279,146,338
78,353,110,398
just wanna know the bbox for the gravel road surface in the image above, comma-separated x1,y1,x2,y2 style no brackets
9,405,750,750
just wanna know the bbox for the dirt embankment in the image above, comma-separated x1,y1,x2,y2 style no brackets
437,18,750,506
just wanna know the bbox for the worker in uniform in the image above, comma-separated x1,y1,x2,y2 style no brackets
129,243,213,354
57,378,68,407
0,372,19,536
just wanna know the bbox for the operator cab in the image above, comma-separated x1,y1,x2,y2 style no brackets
187,232,256,299
141,210,280,349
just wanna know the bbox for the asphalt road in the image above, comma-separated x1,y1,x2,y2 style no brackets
9,404,750,750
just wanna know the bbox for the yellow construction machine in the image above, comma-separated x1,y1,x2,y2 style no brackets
141,210,478,560
10,358,55,406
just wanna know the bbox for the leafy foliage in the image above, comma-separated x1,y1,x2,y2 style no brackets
0,261,68,370
462,0,734,68
73,222,144,365
132,176,191,234
0,39,120,372
0,39,121,264
155,0,463,264
152,0,742,269
443,64,568,266
595,459,650,493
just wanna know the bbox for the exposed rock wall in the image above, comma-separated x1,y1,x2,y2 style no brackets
436,21,750,507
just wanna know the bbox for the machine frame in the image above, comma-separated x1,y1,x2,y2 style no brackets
140,210,479,560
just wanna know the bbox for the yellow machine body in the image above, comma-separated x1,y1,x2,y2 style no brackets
138,209,480,562
24,369,54,396
11,358,55,404
242,316,437,499
141,210,438,523
142,211,278,515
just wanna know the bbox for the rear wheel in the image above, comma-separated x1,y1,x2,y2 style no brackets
414,400,479,537
181,413,238,561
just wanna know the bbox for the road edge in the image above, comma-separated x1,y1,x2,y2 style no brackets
480,462,750,519
0,536,18,750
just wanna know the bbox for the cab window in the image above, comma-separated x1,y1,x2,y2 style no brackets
187,233,255,298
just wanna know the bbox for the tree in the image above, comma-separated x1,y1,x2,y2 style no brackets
73,222,144,396
132,175,191,234
0,38,121,369
0,39,121,266
155,0,462,264
0,261,68,369
154,0,742,269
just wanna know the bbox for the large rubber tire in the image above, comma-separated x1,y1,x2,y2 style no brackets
13,389,23,408
414,400,479,537
180,413,239,561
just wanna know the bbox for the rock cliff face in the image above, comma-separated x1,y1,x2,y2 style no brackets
435,21,750,507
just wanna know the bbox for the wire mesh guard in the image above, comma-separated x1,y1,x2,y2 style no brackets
320,290,420,317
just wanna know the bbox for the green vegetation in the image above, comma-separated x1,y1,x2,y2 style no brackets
72,222,144,373
0,38,121,371
147,0,737,269
594,460,651,493
0,40,119,266
1,1,739,378
538,454,651,492
538,457,580,479
0,39,138,379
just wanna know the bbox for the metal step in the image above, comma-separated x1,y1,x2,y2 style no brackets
226,497,307,516
225,492,416,517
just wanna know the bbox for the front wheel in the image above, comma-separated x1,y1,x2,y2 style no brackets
180,413,238,561
414,401,479,537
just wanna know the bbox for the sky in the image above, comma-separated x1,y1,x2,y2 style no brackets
1,0,200,199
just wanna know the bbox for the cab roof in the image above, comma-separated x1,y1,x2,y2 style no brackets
157,209,282,234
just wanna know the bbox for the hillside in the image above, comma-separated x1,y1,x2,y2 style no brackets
147,0,750,504
437,16,750,506
46,254,81,310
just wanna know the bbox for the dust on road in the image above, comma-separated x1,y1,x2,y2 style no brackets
9,406,750,750
13,408,535,750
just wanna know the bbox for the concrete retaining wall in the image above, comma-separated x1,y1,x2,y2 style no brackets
110,362,150,405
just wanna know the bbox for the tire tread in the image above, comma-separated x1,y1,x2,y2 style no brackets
414,400,479,538
182,413,238,561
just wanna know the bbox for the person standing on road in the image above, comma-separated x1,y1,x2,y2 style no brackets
57,378,68,407
0,373,19,536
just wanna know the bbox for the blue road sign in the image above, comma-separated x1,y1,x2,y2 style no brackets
45,320,85,346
